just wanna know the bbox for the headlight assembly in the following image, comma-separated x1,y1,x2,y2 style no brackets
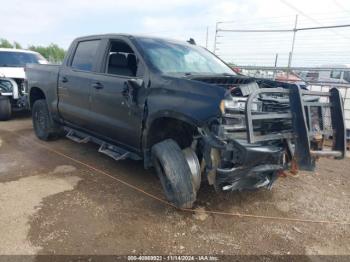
220,96,261,114
219,96,262,134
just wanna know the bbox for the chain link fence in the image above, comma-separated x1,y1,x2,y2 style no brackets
213,15,350,67
212,15,350,138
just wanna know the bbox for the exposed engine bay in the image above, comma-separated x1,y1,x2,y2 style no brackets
0,77,28,109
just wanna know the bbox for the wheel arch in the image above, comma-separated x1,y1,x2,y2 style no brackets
29,87,46,109
143,111,200,152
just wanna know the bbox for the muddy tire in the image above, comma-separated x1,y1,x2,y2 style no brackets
152,139,196,209
32,99,62,141
0,96,12,121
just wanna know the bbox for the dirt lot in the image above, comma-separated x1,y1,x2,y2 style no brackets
0,113,349,258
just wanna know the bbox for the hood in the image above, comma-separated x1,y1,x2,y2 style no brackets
185,74,256,96
0,67,25,79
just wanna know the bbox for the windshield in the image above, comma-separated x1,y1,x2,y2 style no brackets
137,38,235,75
0,51,47,67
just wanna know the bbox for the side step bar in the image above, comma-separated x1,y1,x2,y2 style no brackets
66,130,91,143
98,143,130,161
64,127,141,161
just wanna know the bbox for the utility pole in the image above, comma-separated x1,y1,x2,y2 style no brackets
273,53,278,80
213,22,219,53
287,15,298,78
205,26,209,49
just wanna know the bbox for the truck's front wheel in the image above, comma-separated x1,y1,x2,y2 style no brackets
0,96,12,121
152,139,196,209
32,99,62,141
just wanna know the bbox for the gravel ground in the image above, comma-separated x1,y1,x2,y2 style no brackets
0,113,349,259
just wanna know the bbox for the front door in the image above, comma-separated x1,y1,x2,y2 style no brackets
89,39,145,151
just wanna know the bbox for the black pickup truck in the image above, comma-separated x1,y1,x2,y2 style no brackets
26,34,347,208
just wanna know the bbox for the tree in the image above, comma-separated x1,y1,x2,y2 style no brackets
13,42,22,49
0,38,66,63
0,39,14,48
28,44,66,63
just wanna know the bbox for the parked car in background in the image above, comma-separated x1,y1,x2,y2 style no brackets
298,70,320,82
299,64,350,84
0,48,48,120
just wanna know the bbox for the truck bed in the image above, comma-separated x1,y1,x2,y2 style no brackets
26,63,60,87
26,63,60,113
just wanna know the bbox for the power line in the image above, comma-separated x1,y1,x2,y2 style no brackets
216,23,350,33
298,23,350,31
280,0,326,26
333,0,350,13
218,29,292,33
280,0,350,40
216,10,350,24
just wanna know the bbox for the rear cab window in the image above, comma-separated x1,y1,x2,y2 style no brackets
71,40,100,71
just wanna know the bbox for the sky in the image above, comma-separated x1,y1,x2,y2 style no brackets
1,0,350,66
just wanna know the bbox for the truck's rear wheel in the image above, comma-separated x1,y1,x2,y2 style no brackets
0,96,12,121
32,99,62,141
152,139,196,209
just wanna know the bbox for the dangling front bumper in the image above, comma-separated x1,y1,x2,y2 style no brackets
215,139,285,191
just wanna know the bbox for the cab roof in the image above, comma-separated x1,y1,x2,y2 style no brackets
73,34,192,46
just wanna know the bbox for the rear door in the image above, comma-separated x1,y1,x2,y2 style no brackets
88,38,146,151
58,39,101,128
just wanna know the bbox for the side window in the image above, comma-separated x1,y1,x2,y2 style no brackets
330,70,342,79
106,41,142,77
71,40,100,71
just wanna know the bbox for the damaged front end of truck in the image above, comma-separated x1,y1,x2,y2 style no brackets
193,76,346,192
0,75,29,120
